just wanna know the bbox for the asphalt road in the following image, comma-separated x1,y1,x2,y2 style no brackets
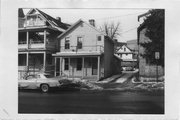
18,90,164,114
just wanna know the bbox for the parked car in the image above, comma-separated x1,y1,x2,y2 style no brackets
18,73,61,92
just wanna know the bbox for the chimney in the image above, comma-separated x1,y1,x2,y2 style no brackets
89,19,95,27
56,17,61,22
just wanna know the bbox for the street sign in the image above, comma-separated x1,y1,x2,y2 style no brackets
155,52,160,59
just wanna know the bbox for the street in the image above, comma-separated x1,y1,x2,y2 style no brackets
18,90,164,114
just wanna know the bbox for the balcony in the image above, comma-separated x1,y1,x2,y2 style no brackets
60,45,104,53
28,40,44,49
18,40,44,50
18,41,28,49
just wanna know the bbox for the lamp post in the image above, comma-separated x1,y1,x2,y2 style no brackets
155,52,160,82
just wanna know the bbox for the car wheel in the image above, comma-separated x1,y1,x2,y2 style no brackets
40,84,49,93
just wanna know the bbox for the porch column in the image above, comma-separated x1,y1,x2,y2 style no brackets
26,31,29,48
60,57,63,76
69,57,70,77
82,57,84,78
44,30,46,48
97,56,100,80
26,52,29,66
43,52,46,71
54,57,57,76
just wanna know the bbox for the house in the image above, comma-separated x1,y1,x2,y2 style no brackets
138,12,164,81
18,8,70,78
53,19,121,81
126,39,138,59
115,43,137,70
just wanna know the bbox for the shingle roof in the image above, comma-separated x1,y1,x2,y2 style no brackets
18,8,25,18
21,8,70,31
35,9,70,30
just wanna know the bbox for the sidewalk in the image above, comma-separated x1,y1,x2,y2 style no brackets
96,74,125,83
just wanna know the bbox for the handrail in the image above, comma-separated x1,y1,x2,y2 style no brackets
60,45,104,52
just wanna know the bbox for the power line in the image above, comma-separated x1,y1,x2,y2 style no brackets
95,12,145,20
119,27,137,34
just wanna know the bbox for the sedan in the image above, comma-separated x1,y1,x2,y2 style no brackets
18,73,61,92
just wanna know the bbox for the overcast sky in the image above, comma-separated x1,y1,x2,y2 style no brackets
23,8,149,42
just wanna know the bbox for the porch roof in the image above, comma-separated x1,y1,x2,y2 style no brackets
53,52,102,57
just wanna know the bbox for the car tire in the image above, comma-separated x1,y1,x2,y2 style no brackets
40,84,49,93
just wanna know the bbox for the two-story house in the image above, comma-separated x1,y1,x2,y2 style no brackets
115,43,137,70
53,19,121,81
18,8,70,78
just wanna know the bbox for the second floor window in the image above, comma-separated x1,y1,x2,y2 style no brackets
65,37,70,49
97,35,101,41
77,37,83,49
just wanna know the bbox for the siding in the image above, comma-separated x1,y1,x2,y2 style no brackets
60,22,104,52
104,37,114,77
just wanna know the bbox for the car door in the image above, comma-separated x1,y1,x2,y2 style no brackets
18,75,38,89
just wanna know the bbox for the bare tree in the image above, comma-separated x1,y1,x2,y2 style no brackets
100,21,121,40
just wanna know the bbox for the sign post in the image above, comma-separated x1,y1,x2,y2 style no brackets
155,52,160,82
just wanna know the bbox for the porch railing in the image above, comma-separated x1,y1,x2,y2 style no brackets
29,40,44,44
60,45,104,53
19,41,27,44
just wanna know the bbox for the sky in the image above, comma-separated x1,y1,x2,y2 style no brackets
23,8,149,42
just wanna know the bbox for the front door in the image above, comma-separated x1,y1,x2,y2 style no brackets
92,57,97,75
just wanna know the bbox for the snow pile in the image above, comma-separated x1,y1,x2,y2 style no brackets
59,78,103,90
134,82,164,91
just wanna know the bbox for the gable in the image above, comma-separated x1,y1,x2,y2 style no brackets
24,9,69,32
27,9,39,15
58,20,104,39
116,45,131,53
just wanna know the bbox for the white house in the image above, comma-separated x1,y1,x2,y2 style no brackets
115,43,137,71
116,44,133,60
53,19,121,81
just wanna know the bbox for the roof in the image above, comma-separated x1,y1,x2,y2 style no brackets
115,42,127,52
24,8,70,31
57,19,106,39
115,42,127,47
126,39,138,51
138,11,150,21
53,51,102,57
18,8,25,18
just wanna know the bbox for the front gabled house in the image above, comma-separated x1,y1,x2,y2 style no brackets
53,19,121,81
115,43,137,70
18,8,70,79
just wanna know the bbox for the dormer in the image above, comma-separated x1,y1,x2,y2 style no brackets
24,9,47,27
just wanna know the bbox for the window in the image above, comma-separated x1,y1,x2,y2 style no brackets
97,35,101,41
65,37,70,49
124,47,126,51
77,37,83,49
77,58,82,71
64,58,69,70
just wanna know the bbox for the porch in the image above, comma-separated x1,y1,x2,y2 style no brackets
53,53,104,81
18,52,54,79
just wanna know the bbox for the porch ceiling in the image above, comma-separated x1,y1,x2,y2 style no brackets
53,52,102,57
18,26,58,32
